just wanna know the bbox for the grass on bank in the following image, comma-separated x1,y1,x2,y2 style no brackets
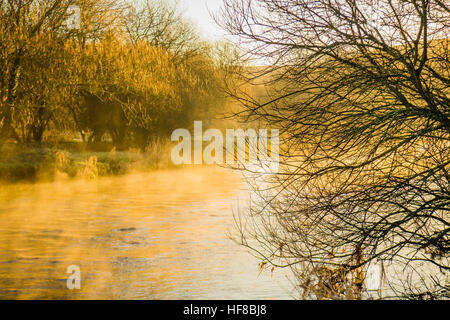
0,139,176,184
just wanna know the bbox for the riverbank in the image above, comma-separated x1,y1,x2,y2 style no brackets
0,140,176,184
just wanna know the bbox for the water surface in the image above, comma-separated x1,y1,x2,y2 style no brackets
0,168,293,299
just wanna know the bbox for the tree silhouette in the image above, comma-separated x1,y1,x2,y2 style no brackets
219,0,449,299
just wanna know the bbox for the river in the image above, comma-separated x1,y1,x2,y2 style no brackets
0,167,294,299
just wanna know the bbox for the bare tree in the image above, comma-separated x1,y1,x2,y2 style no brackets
124,0,201,62
219,0,449,299
66,0,125,47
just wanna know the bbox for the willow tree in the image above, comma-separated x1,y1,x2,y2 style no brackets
0,0,76,142
219,0,449,299
0,0,123,143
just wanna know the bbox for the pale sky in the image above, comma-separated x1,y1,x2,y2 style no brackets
177,0,226,41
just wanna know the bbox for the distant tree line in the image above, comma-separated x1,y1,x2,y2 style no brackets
0,0,226,150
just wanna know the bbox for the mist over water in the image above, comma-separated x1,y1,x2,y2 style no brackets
0,168,293,299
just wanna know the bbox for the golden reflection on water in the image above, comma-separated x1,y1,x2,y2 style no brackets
0,167,292,299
